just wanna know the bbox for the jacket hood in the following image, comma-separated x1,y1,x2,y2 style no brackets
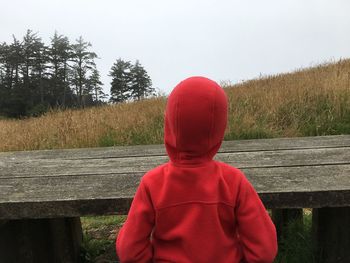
164,76,228,165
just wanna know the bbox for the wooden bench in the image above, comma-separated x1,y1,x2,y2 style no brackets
0,135,350,262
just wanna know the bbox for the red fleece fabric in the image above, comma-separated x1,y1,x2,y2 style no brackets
116,77,278,263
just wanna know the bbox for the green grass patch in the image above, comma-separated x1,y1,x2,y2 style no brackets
80,215,126,262
81,215,126,229
98,130,118,147
81,233,114,262
274,213,314,263
126,115,164,145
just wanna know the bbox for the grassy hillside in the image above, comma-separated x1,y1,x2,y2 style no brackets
1,59,350,152
225,60,350,139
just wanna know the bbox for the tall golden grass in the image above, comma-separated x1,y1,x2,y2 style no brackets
1,59,350,152
225,60,350,139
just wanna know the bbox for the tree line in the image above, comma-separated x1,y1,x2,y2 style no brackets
0,30,155,118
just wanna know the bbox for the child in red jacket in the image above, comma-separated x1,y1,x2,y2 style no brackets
116,76,278,263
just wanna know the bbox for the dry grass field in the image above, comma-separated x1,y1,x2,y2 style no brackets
1,59,350,153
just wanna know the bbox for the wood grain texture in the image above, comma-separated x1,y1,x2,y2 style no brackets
1,135,350,160
0,135,349,219
1,147,349,178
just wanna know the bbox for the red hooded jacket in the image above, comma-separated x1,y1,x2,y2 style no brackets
116,77,277,263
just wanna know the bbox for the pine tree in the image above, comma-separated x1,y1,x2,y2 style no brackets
0,43,6,84
0,40,25,117
21,30,39,85
31,35,49,105
87,67,106,103
48,32,72,107
130,60,154,101
20,30,48,111
0,30,106,117
109,58,132,103
70,36,97,107
0,42,11,90
0,42,7,115
8,36,23,89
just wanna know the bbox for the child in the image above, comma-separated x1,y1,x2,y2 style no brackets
116,76,277,262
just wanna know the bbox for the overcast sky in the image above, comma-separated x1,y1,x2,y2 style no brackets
1,0,350,95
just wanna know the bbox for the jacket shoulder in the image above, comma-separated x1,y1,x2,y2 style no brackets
141,163,168,185
216,161,246,178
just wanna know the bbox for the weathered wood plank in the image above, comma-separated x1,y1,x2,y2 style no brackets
1,190,350,220
1,135,349,160
0,135,349,219
2,164,350,201
1,147,349,178
1,164,350,219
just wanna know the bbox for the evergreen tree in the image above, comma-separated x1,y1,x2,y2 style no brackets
48,32,72,107
0,41,19,117
0,30,105,117
8,36,23,89
109,58,132,103
31,35,49,105
0,42,10,89
20,30,48,112
130,60,154,101
87,67,106,103
0,43,6,83
0,42,7,115
21,30,39,84
70,36,97,107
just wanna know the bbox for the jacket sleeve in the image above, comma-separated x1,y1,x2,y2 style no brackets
116,179,155,263
235,174,278,263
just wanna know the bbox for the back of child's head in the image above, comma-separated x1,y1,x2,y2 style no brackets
164,76,228,164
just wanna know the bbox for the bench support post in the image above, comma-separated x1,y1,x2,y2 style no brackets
0,217,82,263
312,207,350,263
272,208,303,239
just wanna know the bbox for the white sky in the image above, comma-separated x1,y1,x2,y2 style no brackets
1,0,350,95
